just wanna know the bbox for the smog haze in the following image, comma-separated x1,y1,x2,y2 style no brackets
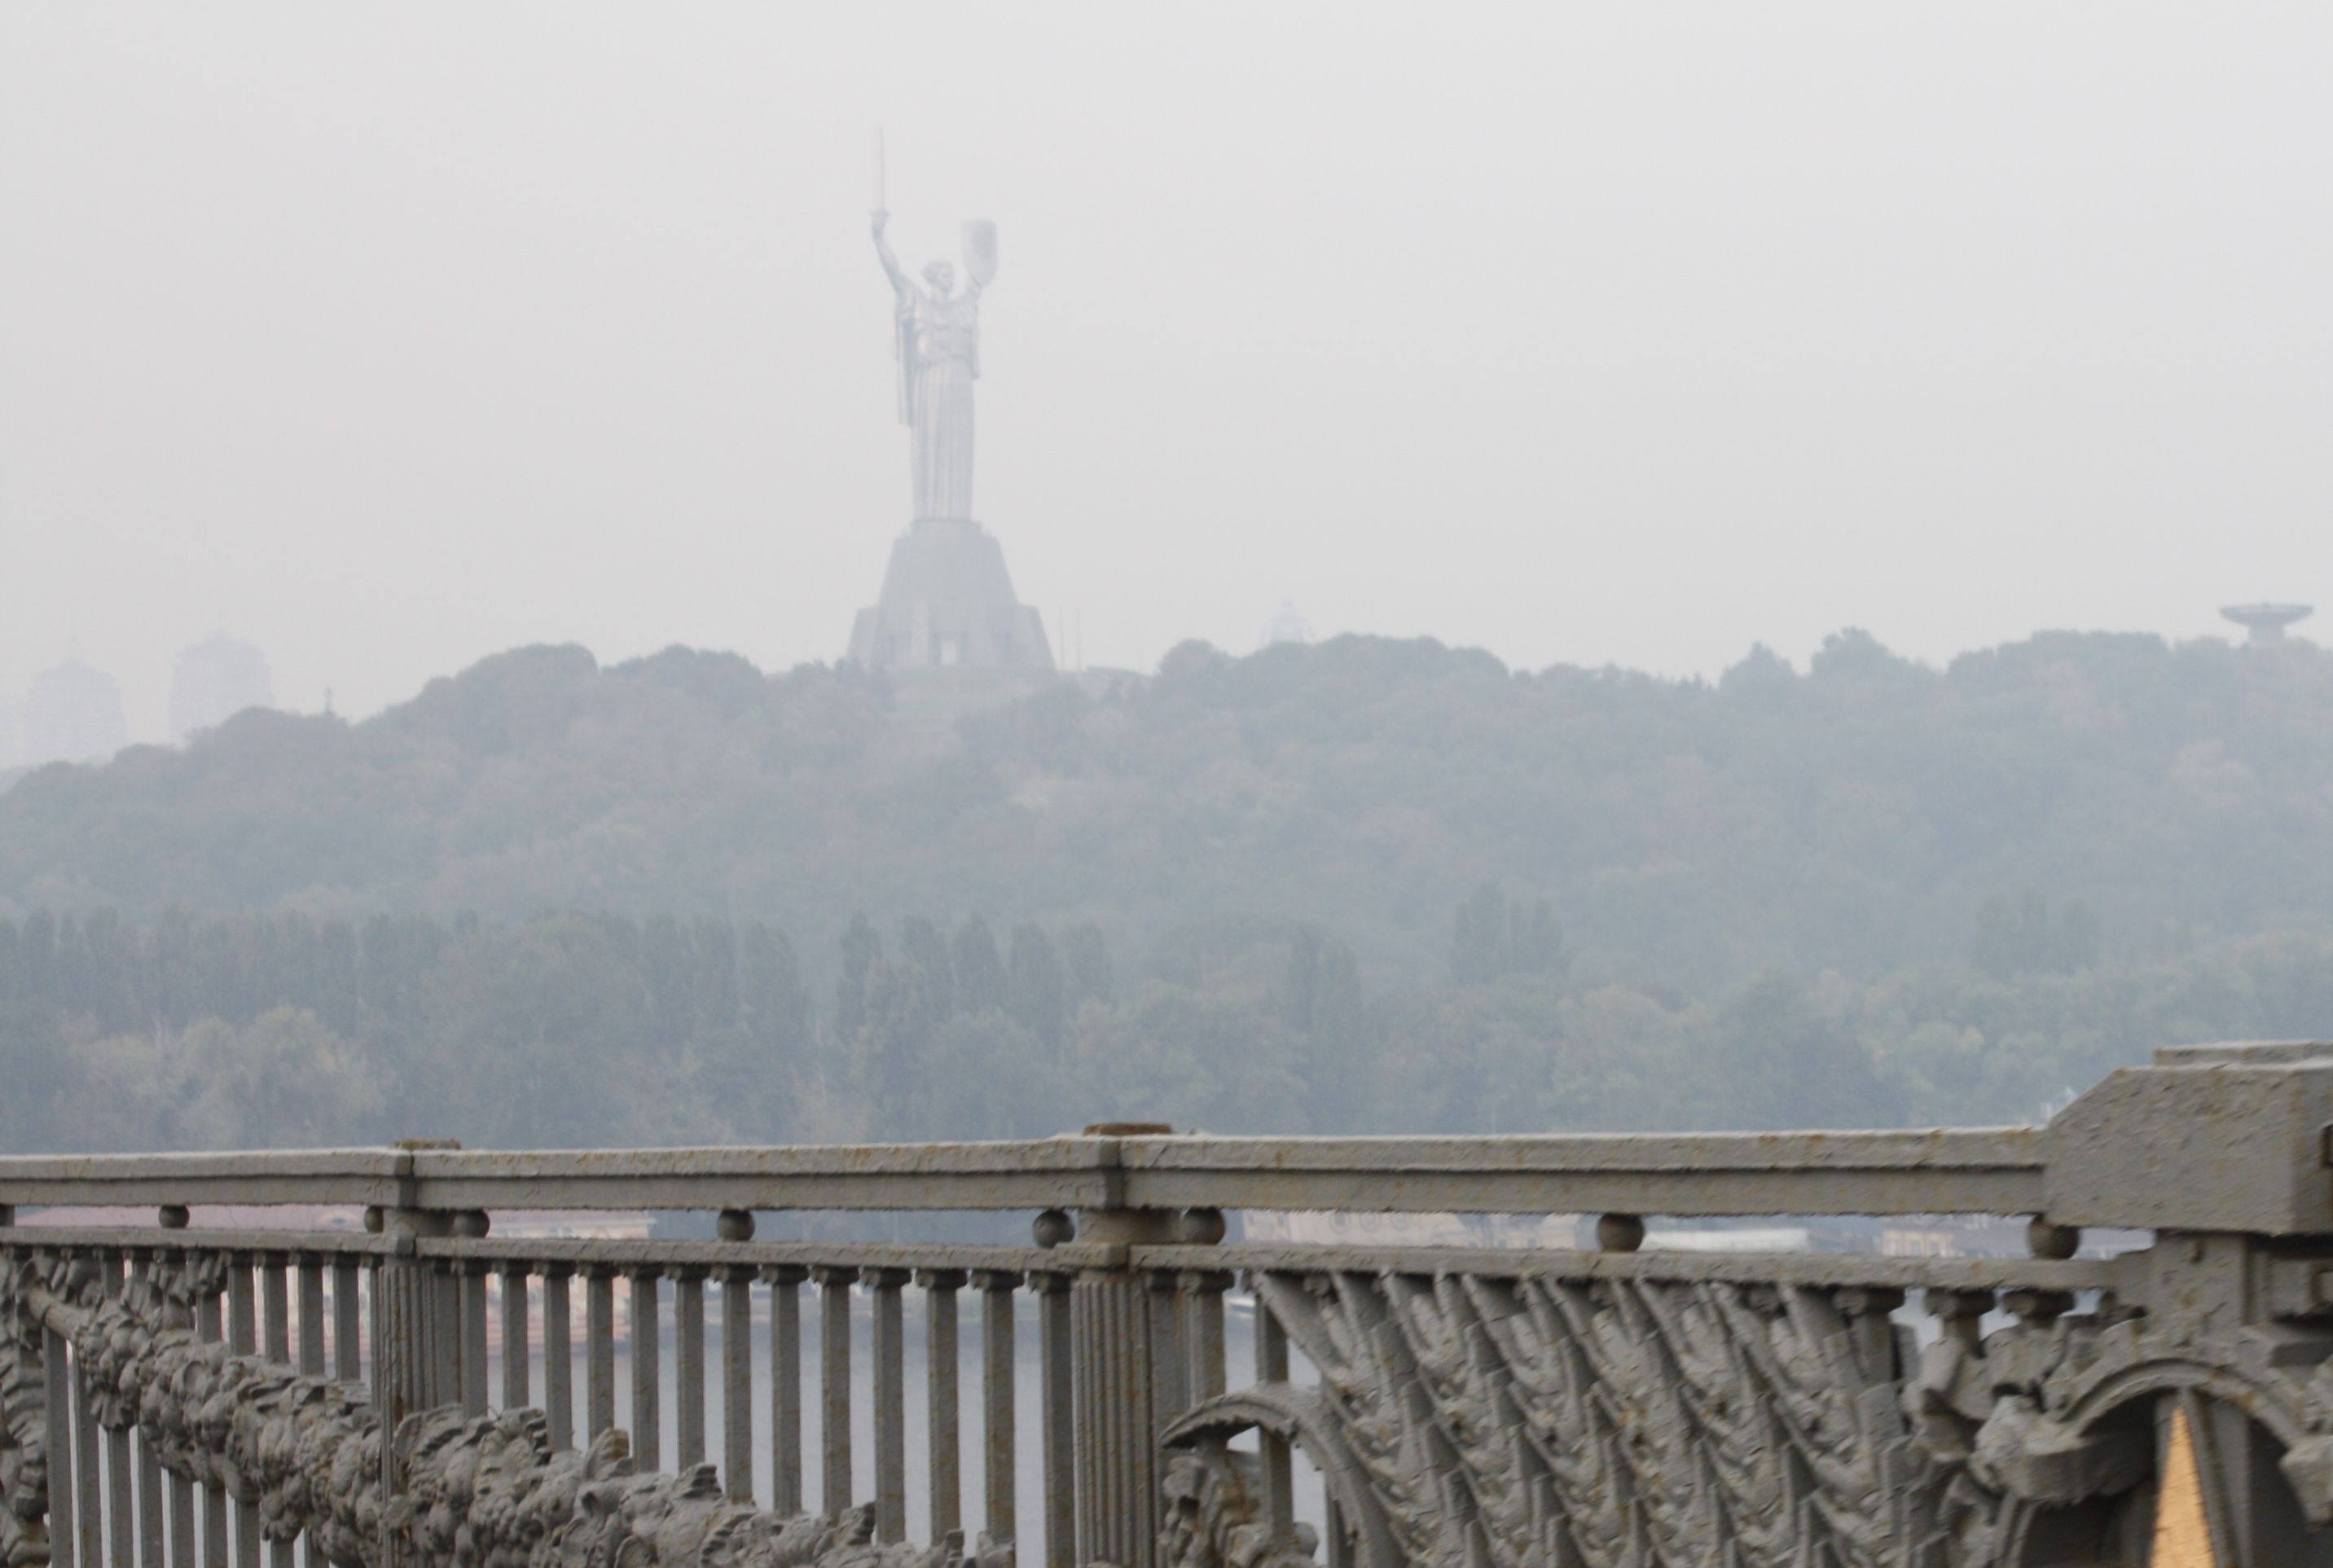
2,4,2329,733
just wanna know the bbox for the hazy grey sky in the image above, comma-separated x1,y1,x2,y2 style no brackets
4,6,2328,737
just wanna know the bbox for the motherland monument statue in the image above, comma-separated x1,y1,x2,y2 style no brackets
873,206,987,524
846,138,1052,673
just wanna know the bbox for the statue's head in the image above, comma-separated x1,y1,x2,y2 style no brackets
923,259,956,296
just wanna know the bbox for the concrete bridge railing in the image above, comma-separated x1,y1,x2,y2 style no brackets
0,1041,2330,1566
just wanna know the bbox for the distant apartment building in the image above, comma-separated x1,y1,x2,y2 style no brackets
169,633,274,741
23,659,128,766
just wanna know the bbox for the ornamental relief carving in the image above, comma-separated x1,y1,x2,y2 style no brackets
7,1253,1010,1568
0,1262,50,1568
11,1247,2333,1568
1164,1268,2333,1568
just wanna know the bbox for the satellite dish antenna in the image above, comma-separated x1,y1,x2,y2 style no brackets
2221,603,2313,645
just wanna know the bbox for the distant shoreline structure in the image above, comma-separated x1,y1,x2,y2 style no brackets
2221,602,2313,645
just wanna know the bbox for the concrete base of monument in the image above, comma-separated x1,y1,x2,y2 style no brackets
845,516,1055,672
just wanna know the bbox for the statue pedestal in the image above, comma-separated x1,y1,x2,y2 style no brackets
846,518,1054,672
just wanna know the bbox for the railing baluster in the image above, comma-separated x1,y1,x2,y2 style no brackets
1183,1270,1229,1403
767,1266,805,1516
169,1409,194,1568
296,1258,325,1568
102,1255,133,1568
73,1262,103,1568
501,1264,531,1413
1839,1285,1905,1381
869,1268,908,1543
226,1261,257,1568
629,1267,662,1470
812,1265,856,1518
1252,1280,1294,1535
196,1285,225,1568
973,1271,1017,1549
1035,1269,1074,1568
720,1266,754,1502
586,1267,617,1438
431,1263,460,1412
674,1267,707,1469
920,1270,964,1544
297,1259,327,1373
459,1263,489,1417
261,1255,290,1361
149,1218,196,1568
540,1265,573,1450
45,1311,76,1568
1146,1269,1184,1445
260,1258,292,1568
70,1353,99,1568
168,1448,194,1568
332,1262,361,1384
129,1254,163,1568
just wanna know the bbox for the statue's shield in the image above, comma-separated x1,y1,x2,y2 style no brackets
962,220,999,288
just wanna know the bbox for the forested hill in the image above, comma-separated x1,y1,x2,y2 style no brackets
2,629,2331,996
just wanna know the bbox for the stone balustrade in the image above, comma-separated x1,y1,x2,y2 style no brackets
0,1040,2327,1566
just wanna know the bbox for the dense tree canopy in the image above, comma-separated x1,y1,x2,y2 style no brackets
1,629,2328,1148
0,899,2330,1150
4,630,2330,996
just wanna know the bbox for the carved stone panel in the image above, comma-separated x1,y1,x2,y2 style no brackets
8,1251,1015,1568
1160,1267,2333,1568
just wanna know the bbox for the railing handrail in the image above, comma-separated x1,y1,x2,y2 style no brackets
1114,1126,2042,1216
0,1125,2045,1219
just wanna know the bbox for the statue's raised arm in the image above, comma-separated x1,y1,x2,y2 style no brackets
871,209,915,298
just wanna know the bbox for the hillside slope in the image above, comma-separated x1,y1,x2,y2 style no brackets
2,630,2328,994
